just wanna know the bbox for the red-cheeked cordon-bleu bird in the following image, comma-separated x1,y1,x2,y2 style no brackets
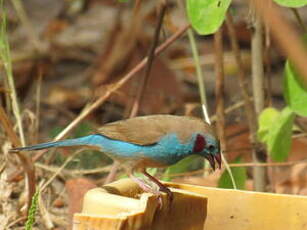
10,115,221,203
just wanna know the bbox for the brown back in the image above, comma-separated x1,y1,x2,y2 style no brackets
97,115,215,145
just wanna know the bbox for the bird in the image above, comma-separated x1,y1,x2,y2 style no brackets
10,115,221,203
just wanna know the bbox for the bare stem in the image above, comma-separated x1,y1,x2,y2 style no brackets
187,29,210,123
214,28,226,151
214,27,237,189
252,16,265,115
130,0,167,117
225,14,257,135
105,1,168,185
251,12,267,192
0,106,35,215
226,13,266,191
0,7,35,214
251,0,307,87
291,8,307,33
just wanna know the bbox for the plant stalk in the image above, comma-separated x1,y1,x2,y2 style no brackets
251,12,267,192
226,13,266,191
187,30,210,123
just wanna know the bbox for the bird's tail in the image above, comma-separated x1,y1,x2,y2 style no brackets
9,135,97,153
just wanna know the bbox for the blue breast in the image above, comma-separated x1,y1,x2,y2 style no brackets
83,133,195,165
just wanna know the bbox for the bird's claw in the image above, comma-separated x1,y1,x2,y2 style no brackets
159,186,173,203
156,186,173,209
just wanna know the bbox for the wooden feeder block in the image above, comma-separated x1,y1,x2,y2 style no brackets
73,178,208,230
167,182,307,230
73,178,307,230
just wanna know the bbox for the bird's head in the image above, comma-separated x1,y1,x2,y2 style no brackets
192,133,221,170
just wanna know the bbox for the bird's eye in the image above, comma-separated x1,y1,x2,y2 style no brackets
208,145,215,152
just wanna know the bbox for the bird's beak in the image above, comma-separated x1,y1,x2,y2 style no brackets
215,152,222,169
205,154,216,171
205,152,222,170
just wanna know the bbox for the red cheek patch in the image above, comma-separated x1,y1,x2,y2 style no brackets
193,134,206,152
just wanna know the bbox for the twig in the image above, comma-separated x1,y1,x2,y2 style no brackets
38,182,54,229
0,106,35,215
0,106,20,146
214,27,237,189
226,14,257,136
40,149,84,192
6,216,27,229
291,8,307,33
264,23,272,107
214,27,226,151
167,159,307,178
0,8,26,147
186,27,213,177
0,7,35,212
251,14,265,116
251,9,267,191
228,160,307,167
2,72,11,113
187,29,210,123
251,0,307,87
210,98,253,122
226,13,268,191
105,1,168,184
169,50,251,70
55,24,190,141
35,162,112,175
103,161,120,184
38,149,87,229
176,0,210,123
130,0,167,117
34,65,43,143
293,133,307,139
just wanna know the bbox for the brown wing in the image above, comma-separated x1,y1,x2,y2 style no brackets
97,115,215,145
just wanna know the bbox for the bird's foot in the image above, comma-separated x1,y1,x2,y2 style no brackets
129,174,166,208
129,175,155,193
142,170,173,206
158,184,173,204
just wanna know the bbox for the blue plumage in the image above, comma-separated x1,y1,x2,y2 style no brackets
90,133,195,165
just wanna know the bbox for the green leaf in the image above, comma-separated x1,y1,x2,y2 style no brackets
284,61,307,116
268,107,294,162
257,107,280,143
25,190,39,230
273,0,307,7
162,155,199,181
187,0,231,35
218,157,246,189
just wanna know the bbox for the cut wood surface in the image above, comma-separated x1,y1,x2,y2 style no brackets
73,178,208,230
167,182,307,230
73,179,307,230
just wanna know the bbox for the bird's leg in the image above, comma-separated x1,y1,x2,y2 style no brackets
142,169,173,203
129,173,164,207
129,173,155,193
